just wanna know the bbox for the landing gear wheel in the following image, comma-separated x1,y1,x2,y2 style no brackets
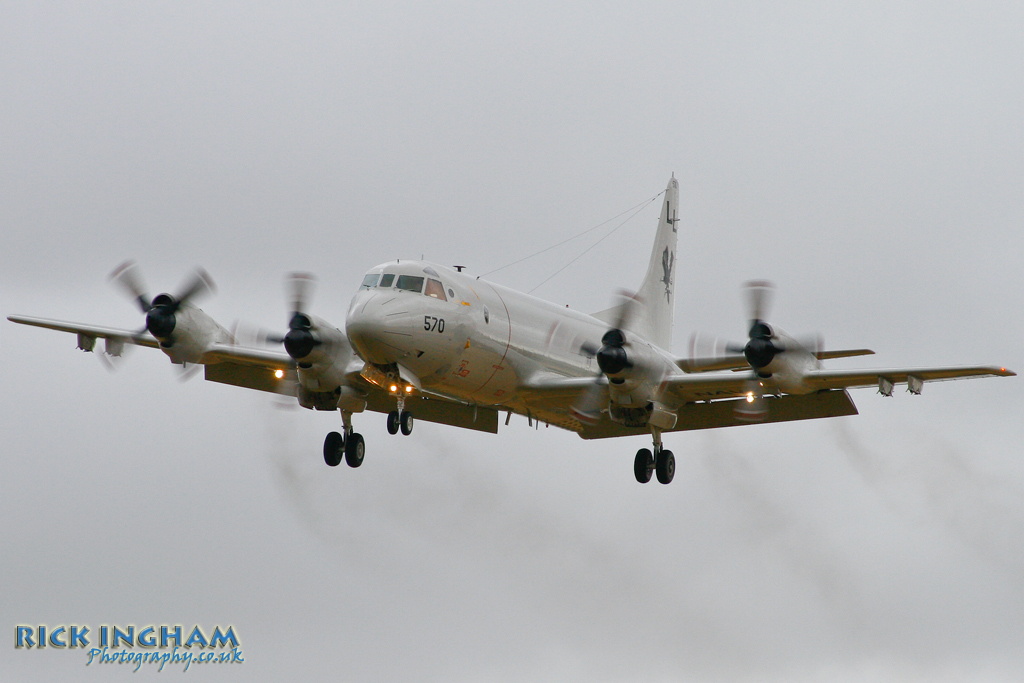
399,411,414,436
386,411,400,435
634,448,654,483
324,431,344,467
345,433,365,468
655,449,675,484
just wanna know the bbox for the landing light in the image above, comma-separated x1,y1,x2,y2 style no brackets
405,385,413,393
746,392,755,403
389,384,398,393
274,369,284,379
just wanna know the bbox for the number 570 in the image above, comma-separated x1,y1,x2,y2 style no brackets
423,316,445,333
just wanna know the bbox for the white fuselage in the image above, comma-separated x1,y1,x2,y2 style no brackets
345,260,679,414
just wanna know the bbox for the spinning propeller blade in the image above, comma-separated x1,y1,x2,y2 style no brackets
108,261,216,344
282,273,320,360
570,290,651,422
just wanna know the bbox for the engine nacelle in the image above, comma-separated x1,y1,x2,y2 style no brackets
157,305,231,365
293,315,356,397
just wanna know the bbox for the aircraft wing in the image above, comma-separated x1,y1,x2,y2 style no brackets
513,372,862,438
202,342,292,368
8,315,159,349
800,365,1015,391
8,315,295,368
676,348,876,373
661,364,1014,402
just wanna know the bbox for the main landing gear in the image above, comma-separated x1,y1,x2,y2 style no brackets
323,430,365,468
634,429,675,484
323,411,365,468
323,404,415,469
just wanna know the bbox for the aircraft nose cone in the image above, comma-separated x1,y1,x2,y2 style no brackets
346,292,394,364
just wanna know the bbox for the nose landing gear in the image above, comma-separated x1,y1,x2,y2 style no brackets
386,410,414,436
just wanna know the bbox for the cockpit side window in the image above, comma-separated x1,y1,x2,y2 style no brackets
395,275,424,293
378,274,395,288
424,279,447,301
360,274,380,289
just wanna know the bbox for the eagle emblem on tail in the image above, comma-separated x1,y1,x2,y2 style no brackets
661,247,674,302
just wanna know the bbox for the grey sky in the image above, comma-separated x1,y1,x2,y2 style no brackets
2,1,1022,680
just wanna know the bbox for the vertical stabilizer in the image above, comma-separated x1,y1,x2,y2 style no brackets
635,175,679,349
592,176,679,350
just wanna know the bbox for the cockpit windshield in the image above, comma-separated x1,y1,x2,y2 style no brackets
395,275,424,293
373,272,445,300
424,278,446,300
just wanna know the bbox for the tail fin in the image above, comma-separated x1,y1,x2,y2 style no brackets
635,175,680,349
592,176,680,350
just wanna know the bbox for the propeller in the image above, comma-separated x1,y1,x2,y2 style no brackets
281,273,320,361
731,281,779,421
571,290,643,423
731,281,821,422
688,281,826,422
109,260,216,344
723,280,777,372
231,272,320,364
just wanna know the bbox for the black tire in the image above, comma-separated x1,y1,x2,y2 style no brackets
634,448,654,483
324,431,344,467
345,433,365,468
399,411,414,436
386,411,400,435
656,449,675,484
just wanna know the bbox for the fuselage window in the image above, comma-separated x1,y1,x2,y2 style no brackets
378,274,395,288
447,288,455,298
395,275,424,293
360,274,380,289
425,279,447,301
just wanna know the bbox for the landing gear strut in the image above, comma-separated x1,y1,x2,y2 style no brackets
635,428,674,484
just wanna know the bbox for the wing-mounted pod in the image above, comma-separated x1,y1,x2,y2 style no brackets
109,260,231,369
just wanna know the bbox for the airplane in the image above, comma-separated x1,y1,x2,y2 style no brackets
8,177,1015,485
